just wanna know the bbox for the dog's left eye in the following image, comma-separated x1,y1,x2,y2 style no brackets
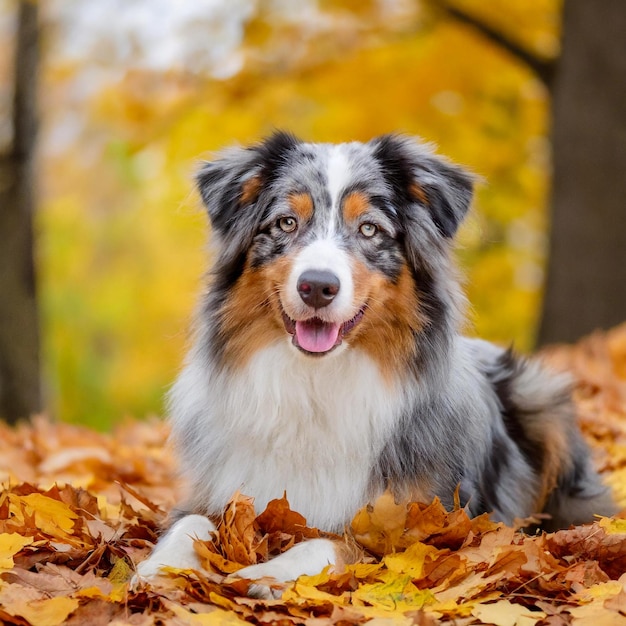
278,216,298,233
359,223,378,238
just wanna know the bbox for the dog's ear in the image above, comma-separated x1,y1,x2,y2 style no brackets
371,135,474,238
196,131,301,240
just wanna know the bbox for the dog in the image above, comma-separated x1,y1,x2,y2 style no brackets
136,132,615,594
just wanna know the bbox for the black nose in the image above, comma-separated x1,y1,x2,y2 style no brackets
297,270,340,309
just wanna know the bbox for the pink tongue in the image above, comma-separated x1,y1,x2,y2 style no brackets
295,319,341,353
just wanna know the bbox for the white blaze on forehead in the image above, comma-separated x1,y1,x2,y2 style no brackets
286,238,355,321
325,145,352,237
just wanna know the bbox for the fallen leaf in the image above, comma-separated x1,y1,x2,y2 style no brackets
352,574,436,611
0,325,626,625
384,541,440,579
3,596,79,626
166,601,249,625
8,493,79,540
598,516,626,534
0,534,33,571
472,599,546,626
351,491,409,555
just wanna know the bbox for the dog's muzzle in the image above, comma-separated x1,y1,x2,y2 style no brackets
282,269,365,356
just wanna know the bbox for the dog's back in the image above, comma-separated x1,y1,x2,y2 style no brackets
457,339,614,529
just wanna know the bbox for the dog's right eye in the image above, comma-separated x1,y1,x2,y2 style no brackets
278,216,298,233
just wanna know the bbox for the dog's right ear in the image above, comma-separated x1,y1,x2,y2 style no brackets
196,131,301,241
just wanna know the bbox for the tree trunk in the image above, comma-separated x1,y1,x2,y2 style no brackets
0,0,40,423
538,0,626,345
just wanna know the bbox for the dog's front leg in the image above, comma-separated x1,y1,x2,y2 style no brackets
134,514,216,581
233,539,342,599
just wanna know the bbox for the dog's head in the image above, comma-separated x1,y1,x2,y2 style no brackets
197,132,474,373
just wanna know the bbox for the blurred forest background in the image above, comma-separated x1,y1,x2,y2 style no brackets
1,0,625,429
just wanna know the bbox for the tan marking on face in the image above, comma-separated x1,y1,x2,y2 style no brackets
409,182,428,205
288,192,314,222
219,261,285,368
240,175,262,205
263,254,297,316
348,261,424,380
342,191,370,222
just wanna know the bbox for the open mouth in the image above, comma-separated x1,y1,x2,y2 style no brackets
281,307,365,356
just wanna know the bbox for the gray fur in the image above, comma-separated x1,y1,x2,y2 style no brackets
170,132,615,531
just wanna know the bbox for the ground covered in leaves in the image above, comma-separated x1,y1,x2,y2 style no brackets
2,327,626,625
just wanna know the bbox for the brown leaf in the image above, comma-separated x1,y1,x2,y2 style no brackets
352,492,501,559
255,494,307,534
547,523,626,579
217,493,259,566
195,539,242,575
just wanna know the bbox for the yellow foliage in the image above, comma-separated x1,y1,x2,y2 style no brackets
167,602,250,625
3,597,80,626
598,516,626,535
38,1,558,425
471,599,546,626
384,541,439,578
352,574,436,611
0,533,33,571
8,493,79,542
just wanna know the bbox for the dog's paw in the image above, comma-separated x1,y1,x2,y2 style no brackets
247,582,285,600
231,563,290,599
231,539,339,599
133,555,165,583
132,514,216,587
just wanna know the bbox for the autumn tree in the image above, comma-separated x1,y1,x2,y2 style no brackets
438,0,626,345
2,1,622,425
538,0,626,344
0,0,41,423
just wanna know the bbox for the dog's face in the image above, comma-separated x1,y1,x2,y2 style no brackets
198,132,473,374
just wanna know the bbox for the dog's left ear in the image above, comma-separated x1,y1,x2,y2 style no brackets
371,135,474,238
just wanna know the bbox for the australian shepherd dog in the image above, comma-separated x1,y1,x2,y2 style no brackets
136,132,614,595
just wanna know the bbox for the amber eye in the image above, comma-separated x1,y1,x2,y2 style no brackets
278,216,298,233
359,223,377,238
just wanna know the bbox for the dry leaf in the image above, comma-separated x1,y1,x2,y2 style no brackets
0,534,34,571
472,599,546,626
0,326,626,624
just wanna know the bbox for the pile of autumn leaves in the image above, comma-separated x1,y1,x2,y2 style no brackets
2,328,626,625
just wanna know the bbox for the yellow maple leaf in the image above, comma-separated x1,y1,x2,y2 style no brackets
575,581,624,602
384,541,439,578
293,567,333,589
346,562,385,579
350,491,408,555
352,573,436,611
282,580,347,605
597,516,626,535
471,599,546,626
166,601,249,625
6,597,79,626
108,555,133,584
9,493,79,540
0,533,33,572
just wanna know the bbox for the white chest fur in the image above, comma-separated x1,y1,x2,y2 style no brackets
169,340,403,531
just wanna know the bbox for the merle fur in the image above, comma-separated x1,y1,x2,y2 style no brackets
184,131,615,530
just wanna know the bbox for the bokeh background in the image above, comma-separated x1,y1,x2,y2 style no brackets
1,0,623,429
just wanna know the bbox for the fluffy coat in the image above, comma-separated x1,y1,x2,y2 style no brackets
137,133,614,590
